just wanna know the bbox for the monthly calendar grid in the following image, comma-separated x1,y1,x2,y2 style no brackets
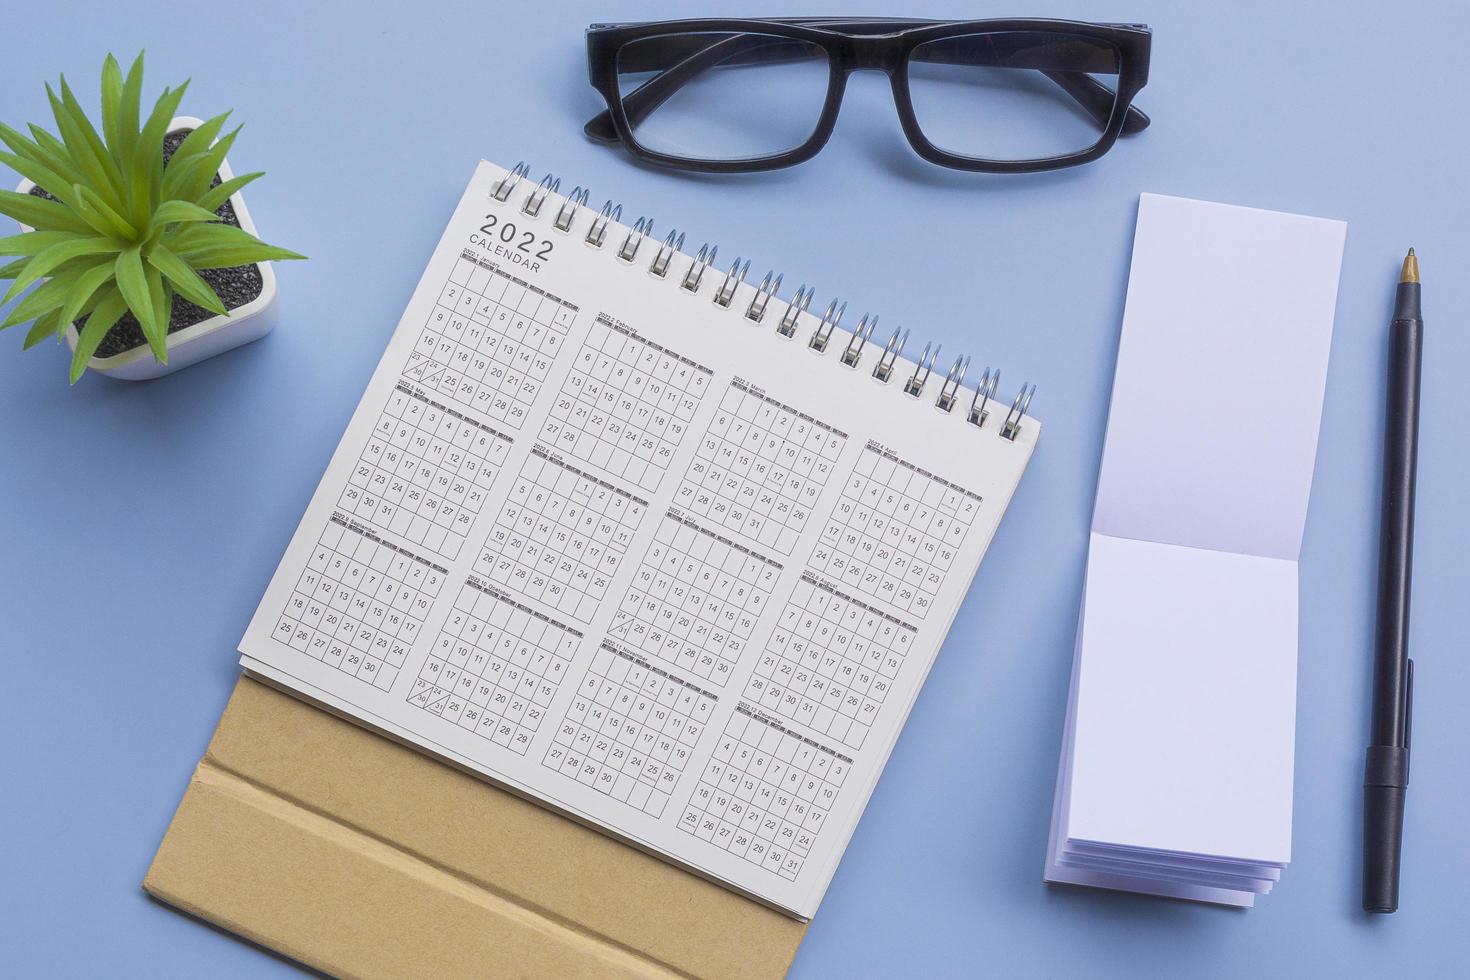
675,384,847,555
744,575,916,751
607,511,781,687
544,644,717,818
273,515,446,692
809,445,983,617
474,448,648,623
406,578,579,755
402,253,577,429
539,318,712,493
679,708,851,882
340,382,512,561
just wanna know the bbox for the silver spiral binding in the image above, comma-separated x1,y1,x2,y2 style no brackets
903,342,941,397
649,231,685,278
840,314,878,368
968,369,999,427
494,164,1036,440
872,326,908,382
809,299,846,352
682,244,717,292
553,187,590,232
522,175,559,217
778,286,815,338
491,161,530,202
1001,383,1036,441
617,217,653,262
746,271,782,322
936,355,969,413
585,201,620,247
713,258,749,308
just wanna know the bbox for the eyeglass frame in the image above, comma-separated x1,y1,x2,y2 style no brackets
585,17,1152,174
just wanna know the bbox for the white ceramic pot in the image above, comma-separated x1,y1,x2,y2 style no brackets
14,115,279,380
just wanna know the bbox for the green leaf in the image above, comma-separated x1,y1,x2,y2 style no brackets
2,236,116,302
168,112,229,166
10,254,105,287
0,122,85,193
0,189,94,234
146,241,225,315
48,80,126,214
27,123,79,171
17,124,86,198
139,265,170,362
70,288,128,382
151,199,221,229
114,245,156,338
0,230,78,257
194,171,261,214
167,221,262,252
100,55,124,153
181,125,239,203
59,75,123,185
22,309,62,349
180,242,306,269
74,184,137,240
160,112,230,200
0,258,25,279
125,82,168,228
0,270,75,328
0,121,44,159
116,53,145,168
54,257,119,331
134,80,189,215
0,151,83,211
144,199,221,250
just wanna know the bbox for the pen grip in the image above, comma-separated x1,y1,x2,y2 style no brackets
1363,746,1409,913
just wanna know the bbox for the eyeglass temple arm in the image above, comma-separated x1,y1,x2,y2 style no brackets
1045,69,1149,134
585,29,1149,143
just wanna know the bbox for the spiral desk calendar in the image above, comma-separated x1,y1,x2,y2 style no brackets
237,159,1039,920
492,161,1036,441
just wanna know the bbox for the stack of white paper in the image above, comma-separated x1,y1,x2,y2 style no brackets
1044,194,1347,906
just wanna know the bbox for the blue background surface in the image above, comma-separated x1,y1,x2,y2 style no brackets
2,1,1466,975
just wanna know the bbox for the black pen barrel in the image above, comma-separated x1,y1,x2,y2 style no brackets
1362,276,1421,913
1370,286,1421,748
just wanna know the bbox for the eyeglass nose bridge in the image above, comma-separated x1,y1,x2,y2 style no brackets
839,35,900,74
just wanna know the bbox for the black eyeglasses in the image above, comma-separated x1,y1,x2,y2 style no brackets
585,17,1151,174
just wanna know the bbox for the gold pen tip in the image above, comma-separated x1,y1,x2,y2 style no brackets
1400,248,1419,284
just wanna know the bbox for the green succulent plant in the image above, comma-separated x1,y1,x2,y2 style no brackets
0,53,304,382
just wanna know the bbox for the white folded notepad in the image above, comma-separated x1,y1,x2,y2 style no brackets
1044,193,1346,906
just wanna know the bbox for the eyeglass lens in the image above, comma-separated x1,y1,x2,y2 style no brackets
615,32,831,163
906,32,1122,161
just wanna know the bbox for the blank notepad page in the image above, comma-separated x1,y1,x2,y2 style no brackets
1047,193,1346,905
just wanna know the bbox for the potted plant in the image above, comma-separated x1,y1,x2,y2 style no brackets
0,53,304,382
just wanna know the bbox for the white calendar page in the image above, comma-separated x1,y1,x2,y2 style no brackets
240,161,1038,919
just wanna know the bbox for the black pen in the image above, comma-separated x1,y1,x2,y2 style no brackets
1362,248,1422,914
